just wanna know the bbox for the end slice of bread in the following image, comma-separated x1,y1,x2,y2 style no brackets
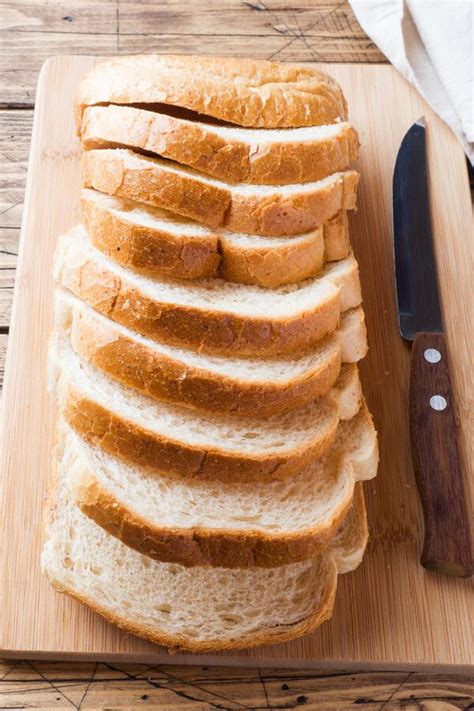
82,148,359,235
69,402,377,567
81,106,359,185
81,189,352,287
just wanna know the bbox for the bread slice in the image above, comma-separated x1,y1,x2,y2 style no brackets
82,149,359,235
50,337,362,482
42,438,367,652
339,308,368,363
70,402,377,567
56,289,367,417
54,227,361,357
337,407,379,482
81,106,359,185
322,255,361,312
326,483,368,575
81,189,352,286
324,210,352,262
74,54,348,130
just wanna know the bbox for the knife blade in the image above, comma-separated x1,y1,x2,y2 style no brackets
392,118,473,578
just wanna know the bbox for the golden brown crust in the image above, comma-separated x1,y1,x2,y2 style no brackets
69,304,342,417
74,54,348,129
61,382,340,483
47,555,338,653
56,241,341,357
68,422,373,570
75,463,353,568
225,172,359,236
82,150,229,229
219,230,326,287
44,481,368,651
43,427,340,650
82,191,352,287
82,149,359,236
80,105,359,185
42,54,372,652
324,210,351,261
81,194,221,280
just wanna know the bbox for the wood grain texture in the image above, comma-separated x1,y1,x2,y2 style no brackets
0,109,30,329
0,660,472,709
0,1,384,106
0,333,6,379
1,56,473,670
409,332,473,578
0,110,30,229
2,27,379,108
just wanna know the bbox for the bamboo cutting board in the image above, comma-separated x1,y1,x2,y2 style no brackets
1,57,472,670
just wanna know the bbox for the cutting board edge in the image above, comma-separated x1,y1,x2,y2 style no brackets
1,646,472,673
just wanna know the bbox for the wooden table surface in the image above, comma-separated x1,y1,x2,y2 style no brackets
0,2,472,708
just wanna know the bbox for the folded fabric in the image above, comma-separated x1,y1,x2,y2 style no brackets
350,0,473,162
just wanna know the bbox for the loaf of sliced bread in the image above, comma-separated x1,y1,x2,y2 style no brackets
81,106,359,185
70,402,377,567
56,290,367,416
42,54,376,653
82,149,359,235
82,189,352,286
42,432,367,652
55,226,361,356
50,336,362,482
74,55,348,129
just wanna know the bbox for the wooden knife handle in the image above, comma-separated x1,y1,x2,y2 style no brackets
409,332,473,577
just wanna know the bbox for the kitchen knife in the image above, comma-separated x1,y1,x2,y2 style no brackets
392,118,473,578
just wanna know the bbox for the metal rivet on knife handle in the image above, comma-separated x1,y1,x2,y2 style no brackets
429,395,447,411
424,348,442,363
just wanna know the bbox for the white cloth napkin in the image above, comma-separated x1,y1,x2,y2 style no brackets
349,0,473,163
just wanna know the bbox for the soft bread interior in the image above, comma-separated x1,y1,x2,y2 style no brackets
41,437,367,651
42,451,337,650
70,403,376,535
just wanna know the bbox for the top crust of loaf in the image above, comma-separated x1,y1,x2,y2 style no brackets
75,54,348,130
